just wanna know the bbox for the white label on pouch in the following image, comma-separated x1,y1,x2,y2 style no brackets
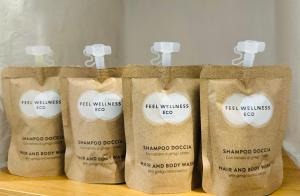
77,90,122,121
222,93,273,127
240,94,273,127
77,90,98,120
19,90,61,118
143,93,166,124
143,92,191,124
222,93,246,127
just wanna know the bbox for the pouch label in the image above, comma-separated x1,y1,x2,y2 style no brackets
143,92,191,124
77,90,122,121
19,90,61,118
222,93,273,127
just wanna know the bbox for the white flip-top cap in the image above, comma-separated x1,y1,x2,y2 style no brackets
25,45,53,66
236,40,266,67
84,44,111,69
152,42,180,66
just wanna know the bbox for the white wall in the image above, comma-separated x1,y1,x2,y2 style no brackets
0,0,276,66
275,0,300,167
0,0,123,66
122,0,276,65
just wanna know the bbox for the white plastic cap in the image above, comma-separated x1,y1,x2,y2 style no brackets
25,45,53,66
236,40,266,67
152,42,180,66
84,44,111,69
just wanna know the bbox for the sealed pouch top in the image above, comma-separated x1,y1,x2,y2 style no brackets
2,66,64,177
123,65,202,194
122,65,201,80
200,65,291,196
60,66,125,183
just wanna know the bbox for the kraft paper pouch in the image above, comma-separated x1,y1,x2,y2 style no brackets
200,65,291,196
2,67,64,177
0,67,10,168
60,67,125,183
123,65,202,194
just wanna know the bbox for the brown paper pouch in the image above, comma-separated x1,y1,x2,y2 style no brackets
200,65,291,196
2,67,64,177
60,66,125,183
123,65,202,194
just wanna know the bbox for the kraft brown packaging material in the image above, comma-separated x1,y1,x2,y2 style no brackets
123,65,202,194
2,67,64,177
60,66,125,183
0,66,10,168
200,65,291,196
